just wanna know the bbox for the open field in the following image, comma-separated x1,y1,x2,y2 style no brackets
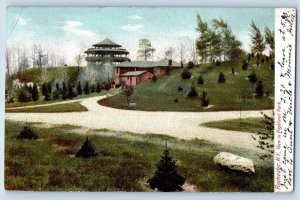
100,58,274,112
5,120,273,192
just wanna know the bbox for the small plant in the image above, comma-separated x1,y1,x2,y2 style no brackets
187,82,198,97
18,87,32,102
200,91,209,107
17,124,38,140
231,68,235,75
148,143,186,192
242,60,248,70
41,83,47,96
248,72,257,83
197,75,204,85
218,72,226,83
266,56,269,62
152,75,157,82
121,85,134,106
187,61,195,69
261,57,265,63
174,98,179,103
75,137,97,158
216,60,221,66
255,81,264,97
270,63,274,70
251,52,254,58
96,82,102,93
181,69,192,79
44,88,51,101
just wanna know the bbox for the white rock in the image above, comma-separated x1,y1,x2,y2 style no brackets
213,152,255,174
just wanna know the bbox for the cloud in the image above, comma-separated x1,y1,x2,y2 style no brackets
62,20,96,37
120,24,144,32
128,15,143,20
17,16,31,26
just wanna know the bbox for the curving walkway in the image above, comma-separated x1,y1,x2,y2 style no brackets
5,95,272,150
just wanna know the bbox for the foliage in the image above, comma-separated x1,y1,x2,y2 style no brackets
18,87,32,103
17,124,38,140
41,83,47,96
218,72,226,83
197,74,204,85
68,82,75,99
255,81,264,96
52,90,60,100
200,91,209,107
250,21,265,56
152,75,157,82
148,144,186,192
181,69,192,79
75,137,97,158
264,27,275,55
91,84,96,93
231,68,235,75
31,83,39,101
248,72,257,83
187,82,198,97
216,60,221,66
187,61,195,69
137,38,155,61
121,85,134,106
44,87,51,101
84,81,90,95
242,60,249,70
77,81,83,95
96,82,102,93
62,82,68,100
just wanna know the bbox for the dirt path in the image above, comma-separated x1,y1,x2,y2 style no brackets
5,95,272,150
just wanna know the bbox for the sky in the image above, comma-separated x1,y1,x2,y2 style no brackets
6,7,274,66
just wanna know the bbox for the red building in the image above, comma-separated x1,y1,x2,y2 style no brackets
114,59,181,86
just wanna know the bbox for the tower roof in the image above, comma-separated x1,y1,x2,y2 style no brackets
93,38,121,47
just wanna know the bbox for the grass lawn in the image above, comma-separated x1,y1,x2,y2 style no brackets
201,117,266,133
100,57,274,111
5,102,88,113
5,120,273,192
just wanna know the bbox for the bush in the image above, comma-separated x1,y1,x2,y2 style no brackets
248,72,257,83
187,82,198,97
247,53,251,62
200,91,209,107
91,84,96,93
251,52,254,57
270,63,274,69
17,124,38,140
62,82,68,100
41,83,47,96
255,81,264,97
18,87,32,102
32,83,39,101
52,90,60,100
44,88,51,101
218,72,226,83
165,66,172,75
75,137,97,158
242,60,249,70
68,82,75,99
256,61,259,67
103,82,111,90
174,98,179,103
231,68,235,75
96,82,102,93
147,144,186,192
197,75,204,85
152,75,157,82
84,81,90,94
261,57,265,63
266,56,269,62
177,86,183,91
187,61,195,69
181,69,192,79
216,60,221,66
77,81,83,95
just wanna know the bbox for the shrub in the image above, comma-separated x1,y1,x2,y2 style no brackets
261,57,265,63
96,82,102,93
242,60,249,70
187,82,198,97
17,124,38,140
266,56,269,62
121,85,134,106
77,81,83,95
91,84,96,93
187,61,195,69
197,75,204,85
68,82,74,99
174,98,179,103
44,88,51,101
247,53,251,62
232,68,235,75
218,72,226,83
75,137,97,158
200,91,209,107
256,61,259,67
256,54,260,60
62,82,68,100
255,81,264,97
270,63,274,69
147,144,186,192
181,69,192,79
152,75,157,82
177,86,183,91
251,52,254,57
84,81,90,94
41,83,47,96
18,87,32,102
32,83,39,101
52,90,60,100
56,82,60,91
216,60,221,66
103,82,111,90
248,72,257,83
47,82,52,94
165,66,172,75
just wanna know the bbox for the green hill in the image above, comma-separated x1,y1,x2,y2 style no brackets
100,57,274,112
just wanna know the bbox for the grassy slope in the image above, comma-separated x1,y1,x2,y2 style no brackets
100,58,274,111
5,120,273,192
5,102,88,113
201,117,265,133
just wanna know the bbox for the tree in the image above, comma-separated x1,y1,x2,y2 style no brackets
62,82,68,100
91,83,96,93
198,74,204,85
181,69,192,79
68,82,74,99
200,91,209,107
17,124,38,140
75,137,97,158
84,81,90,95
56,82,60,91
121,85,134,106
187,61,195,69
264,27,275,57
96,82,102,93
44,87,50,101
41,82,47,96
250,21,265,56
255,81,264,96
75,54,84,72
32,83,39,101
242,60,249,70
77,81,83,95
248,72,257,83
188,82,198,97
164,47,175,60
18,87,32,102
137,38,155,61
148,143,186,192
218,72,226,83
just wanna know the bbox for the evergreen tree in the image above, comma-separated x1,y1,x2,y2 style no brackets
47,82,52,94
218,72,226,83
84,81,90,95
255,81,264,96
75,137,97,158
32,83,39,101
96,82,102,93
91,83,96,93
250,21,265,56
264,27,275,56
56,82,60,91
121,85,134,106
187,61,195,69
231,67,235,75
18,87,32,102
242,60,249,70
77,81,83,95
148,143,186,192
247,53,251,62
68,82,74,99
44,87,50,101
181,69,192,79
198,75,204,85
28,85,33,95
17,124,38,140
187,82,198,97
62,82,68,100
200,91,210,107
248,72,257,83
41,82,47,96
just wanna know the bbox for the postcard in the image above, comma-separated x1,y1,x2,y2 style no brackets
4,7,295,192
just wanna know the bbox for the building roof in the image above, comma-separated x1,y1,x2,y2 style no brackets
121,71,147,77
116,59,181,68
85,48,129,54
93,38,121,47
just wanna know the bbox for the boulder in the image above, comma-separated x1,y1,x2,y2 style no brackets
213,152,255,174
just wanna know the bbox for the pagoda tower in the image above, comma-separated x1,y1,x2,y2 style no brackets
85,38,130,65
